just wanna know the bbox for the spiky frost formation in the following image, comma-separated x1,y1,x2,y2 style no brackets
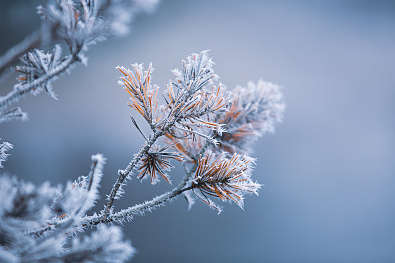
0,49,285,259
14,45,63,100
107,52,283,214
138,145,183,184
217,80,286,154
117,63,160,127
0,176,60,228
0,0,160,125
0,154,105,228
109,51,229,200
164,129,208,162
171,51,217,93
164,51,230,136
0,139,13,168
0,154,134,263
51,153,105,217
38,0,160,50
183,190,196,211
38,0,102,53
0,107,28,124
57,225,135,263
117,51,230,136
192,151,260,211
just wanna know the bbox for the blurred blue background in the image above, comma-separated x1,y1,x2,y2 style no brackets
1,0,395,262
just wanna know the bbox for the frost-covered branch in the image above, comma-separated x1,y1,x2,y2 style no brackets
0,49,285,262
0,107,28,125
103,130,164,216
87,182,192,225
0,50,80,111
103,51,228,215
0,0,160,125
102,51,285,220
0,31,41,77
87,140,211,225
24,226,135,263
0,154,134,263
217,80,286,154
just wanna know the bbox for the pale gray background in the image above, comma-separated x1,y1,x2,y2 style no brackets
1,0,395,262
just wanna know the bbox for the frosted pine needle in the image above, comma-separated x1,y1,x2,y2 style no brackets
164,129,207,162
117,63,160,127
192,151,260,209
117,51,230,141
14,45,63,99
138,145,183,184
162,52,230,135
171,51,217,94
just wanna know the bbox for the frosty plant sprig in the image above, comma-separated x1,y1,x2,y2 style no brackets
0,51,285,263
89,50,285,224
103,51,229,216
0,1,285,261
0,0,159,125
